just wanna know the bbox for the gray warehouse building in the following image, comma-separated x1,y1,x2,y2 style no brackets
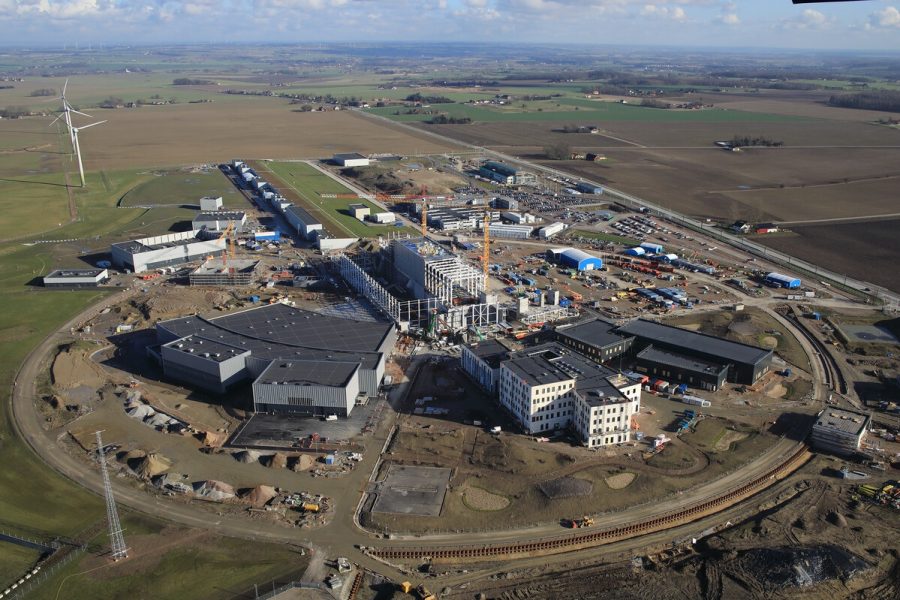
616,318,773,385
111,230,226,273
155,303,396,417
284,205,324,240
634,346,729,391
191,211,247,233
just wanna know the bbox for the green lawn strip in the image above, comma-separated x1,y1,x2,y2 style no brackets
264,161,412,238
0,543,42,589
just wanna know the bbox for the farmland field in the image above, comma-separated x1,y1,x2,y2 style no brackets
756,219,900,293
257,160,417,238
367,97,805,124
118,168,242,208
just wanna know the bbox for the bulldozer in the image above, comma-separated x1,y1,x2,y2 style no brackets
563,515,594,528
398,582,437,600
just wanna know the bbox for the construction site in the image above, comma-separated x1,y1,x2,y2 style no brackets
11,152,900,600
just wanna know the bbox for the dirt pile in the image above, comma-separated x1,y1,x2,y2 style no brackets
291,454,316,472
130,453,173,479
135,290,233,321
233,450,261,464
51,343,106,390
197,430,227,447
240,485,277,507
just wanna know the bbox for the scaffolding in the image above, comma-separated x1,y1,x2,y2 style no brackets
446,302,504,330
424,257,485,304
521,306,579,325
338,254,398,321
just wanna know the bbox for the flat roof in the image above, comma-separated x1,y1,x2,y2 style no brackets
334,152,367,160
285,204,321,226
191,259,259,275
506,342,630,406
45,268,106,278
636,346,728,376
192,211,246,221
814,409,870,436
163,335,250,363
466,339,509,368
157,303,392,370
111,231,214,256
348,203,369,211
256,359,359,387
616,319,772,366
557,319,628,350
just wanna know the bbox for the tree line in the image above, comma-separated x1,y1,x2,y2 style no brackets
827,91,900,113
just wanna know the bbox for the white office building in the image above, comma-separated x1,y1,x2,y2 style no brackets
497,342,641,447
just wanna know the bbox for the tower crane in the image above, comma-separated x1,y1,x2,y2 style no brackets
221,221,236,269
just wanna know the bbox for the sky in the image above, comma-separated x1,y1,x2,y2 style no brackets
1,0,899,50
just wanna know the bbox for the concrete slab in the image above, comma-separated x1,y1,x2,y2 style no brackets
231,400,381,448
372,464,451,517
840,324,899,345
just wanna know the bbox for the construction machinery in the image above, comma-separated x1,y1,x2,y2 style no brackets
563,516,594,528
416,584,437,600
482,210,490,280
221,221,237,269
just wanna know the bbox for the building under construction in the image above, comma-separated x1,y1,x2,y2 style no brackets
338,236,505,335
189,258,260,286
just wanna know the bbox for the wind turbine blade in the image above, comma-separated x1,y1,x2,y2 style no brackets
69,109,93,118
76,120,107,131
63,78,68,97
49,113,66,127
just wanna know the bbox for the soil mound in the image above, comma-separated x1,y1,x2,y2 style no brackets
605,472,636,490
538,477,593,499
197,430,227,447
240,485,278,507
266,452,288,469
131,453,172,479
462,486,510,511
291,454,316,472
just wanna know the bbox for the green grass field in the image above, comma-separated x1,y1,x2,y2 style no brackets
117,168,242,208
261,160,417,238
0,543,41,589
28,530,305,600
567,229,639,246
367,97,808,124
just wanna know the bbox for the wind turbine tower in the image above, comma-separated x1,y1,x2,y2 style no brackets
71,120,106,187
49,79,105,187
95,431,128,561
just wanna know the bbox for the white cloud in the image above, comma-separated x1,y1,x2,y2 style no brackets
867,6,900,29
640,4,686,22
718,13,738,26
781,8,831,30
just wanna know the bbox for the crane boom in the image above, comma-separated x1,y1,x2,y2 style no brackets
482,210,490,280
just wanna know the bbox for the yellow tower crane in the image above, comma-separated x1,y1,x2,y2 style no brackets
221,221,236,269
482,210,490,280
421,199,427,238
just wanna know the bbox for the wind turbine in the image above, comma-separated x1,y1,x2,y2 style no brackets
48,79,93,152
71,120,106,187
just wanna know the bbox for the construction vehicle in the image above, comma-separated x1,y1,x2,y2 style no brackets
400,582,413,594
416,584,437,600
301,502,320,513
563,516,594,528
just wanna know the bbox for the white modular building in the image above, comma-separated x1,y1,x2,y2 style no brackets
368,211,396,224
539,222,566,239
199,196,223,211
488,223,533,240
333,153,370,167
43,268,109,288
111,230,226,273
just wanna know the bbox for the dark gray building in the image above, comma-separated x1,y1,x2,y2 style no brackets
252,360,360,416
554,319,634,362
156,303,396,416
615,319,773,385
634,346,729,391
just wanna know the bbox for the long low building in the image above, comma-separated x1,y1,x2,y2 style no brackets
553,318,633,362
188,259,259,286
616,318,773,385
284,205,324,240
191,211,247,233
634,346,729,392
111,230,225,273
156,303,396,417
43,268,109,288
